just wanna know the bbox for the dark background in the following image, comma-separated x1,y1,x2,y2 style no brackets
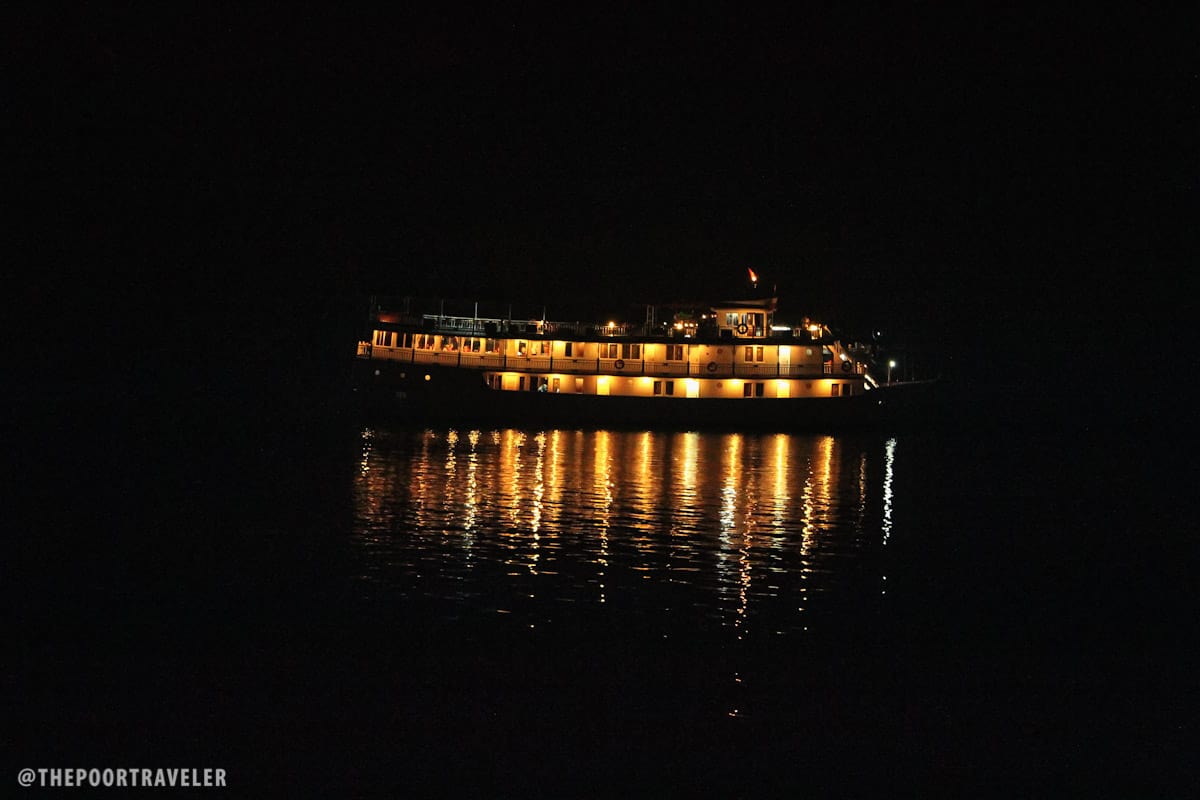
9,5,1195,795
14,6,1191,405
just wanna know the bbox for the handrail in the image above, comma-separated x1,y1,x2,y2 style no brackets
365,345,853,378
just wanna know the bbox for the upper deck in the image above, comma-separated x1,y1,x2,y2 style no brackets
367,294,823,346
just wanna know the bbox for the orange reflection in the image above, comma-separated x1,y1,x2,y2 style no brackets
352,428,902,634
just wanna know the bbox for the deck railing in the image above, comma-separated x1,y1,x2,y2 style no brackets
367,345,862,378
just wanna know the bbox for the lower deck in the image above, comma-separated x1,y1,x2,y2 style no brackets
483,372,863,399
349,361,938,432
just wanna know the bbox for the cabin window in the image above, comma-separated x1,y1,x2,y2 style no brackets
552,378,560,393
756,382,764,397
534,340,548,355
519,376,526,391
564,342,573,357
517,341,527,356
603,343,619,359
665,381,675,396
743,383,752,397
621,343,641,360
725,313,740,327
485,338,500,353
666,344,683,360
742,346,763,362
654,380,663,396
843,384,852,396
830,383,839,397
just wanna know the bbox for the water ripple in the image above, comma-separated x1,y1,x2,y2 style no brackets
353,427,904,637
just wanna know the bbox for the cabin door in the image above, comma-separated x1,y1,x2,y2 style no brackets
778,346,791,376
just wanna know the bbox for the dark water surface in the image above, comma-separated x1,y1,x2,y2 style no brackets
9,402,1192,796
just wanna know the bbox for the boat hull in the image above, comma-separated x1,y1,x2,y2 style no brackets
351,360,939,431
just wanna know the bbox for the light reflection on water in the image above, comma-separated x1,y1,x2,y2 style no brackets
353,427,901,637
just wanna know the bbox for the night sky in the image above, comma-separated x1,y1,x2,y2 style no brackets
15,6,1192,407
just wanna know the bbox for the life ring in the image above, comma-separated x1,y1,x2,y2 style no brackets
736,323,748,335
614,359,625,370
707,361,718,373
841,360,853,373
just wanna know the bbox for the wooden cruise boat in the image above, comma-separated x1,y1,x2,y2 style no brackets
351,285,936,429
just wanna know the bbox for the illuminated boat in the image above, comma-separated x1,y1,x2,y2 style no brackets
351,284,936,429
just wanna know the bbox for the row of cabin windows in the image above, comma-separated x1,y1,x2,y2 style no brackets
484,375,854,397
377,335,795,366
600,343,642,359
376,332,504,351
